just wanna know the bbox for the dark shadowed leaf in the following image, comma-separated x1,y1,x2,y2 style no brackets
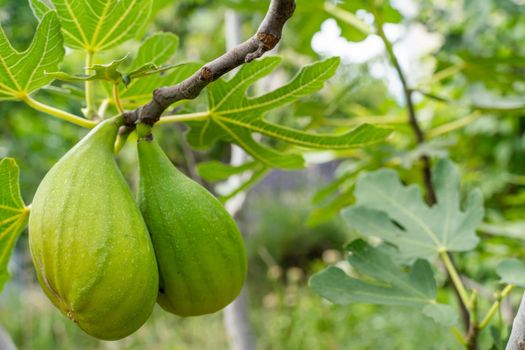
309,239,455,326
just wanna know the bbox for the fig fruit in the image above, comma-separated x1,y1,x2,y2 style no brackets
137,132,247,316
29,119,159,340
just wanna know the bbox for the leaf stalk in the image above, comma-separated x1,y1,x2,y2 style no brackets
113,83,124,114
84,51,97,119
157,111,211,125
479,285,514,329
440,251,471,310
23,95,97,129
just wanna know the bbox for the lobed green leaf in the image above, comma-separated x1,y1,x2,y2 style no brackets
186,56,391,169
0,12,64,100
0,158,29,293
30,0,153,52
309,239,455,326
343,159,484,261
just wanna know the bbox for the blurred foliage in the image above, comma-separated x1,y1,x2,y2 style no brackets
241,191,349,276
2,0,525,348
1,273,465,350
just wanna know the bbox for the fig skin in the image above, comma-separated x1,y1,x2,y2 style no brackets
137,135,247,316
29,119,159,340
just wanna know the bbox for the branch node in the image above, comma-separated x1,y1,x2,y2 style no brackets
199,66,214,82
153,88,168,108
258,32,279,50
123,111,137,126
245,44,266,63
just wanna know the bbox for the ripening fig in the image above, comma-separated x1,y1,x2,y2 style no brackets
28,118,159,340
137,128,247,316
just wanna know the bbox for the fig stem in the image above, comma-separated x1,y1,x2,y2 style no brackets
114,131,131,155
136,123,153,140
112,115,126,128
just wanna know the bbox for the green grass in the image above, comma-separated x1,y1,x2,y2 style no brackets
0,284,228,350
0,277,463,350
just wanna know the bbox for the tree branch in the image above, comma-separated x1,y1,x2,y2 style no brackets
123,0,296,126
0,325,16,350
375,19,436,204
507,292,525,350
371,3,472,338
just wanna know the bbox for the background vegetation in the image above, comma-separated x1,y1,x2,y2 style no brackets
2,0,525,349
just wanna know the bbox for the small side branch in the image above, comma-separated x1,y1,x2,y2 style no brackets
375,18,435,203
123,0,296,126
371,2,471,335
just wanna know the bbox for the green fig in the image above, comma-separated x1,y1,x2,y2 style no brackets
137,132,247,317
29,119,159,340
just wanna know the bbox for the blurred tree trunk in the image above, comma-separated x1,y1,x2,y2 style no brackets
506,292,525,350
222,9,257,350
0,325,16,350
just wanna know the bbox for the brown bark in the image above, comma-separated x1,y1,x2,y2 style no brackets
123,0,296,126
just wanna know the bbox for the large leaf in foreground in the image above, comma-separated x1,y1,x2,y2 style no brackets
0,12,64,101
309,239,456,326
0,159,29,292
343,159,484,260
186,56,391,169
30,0,152,52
